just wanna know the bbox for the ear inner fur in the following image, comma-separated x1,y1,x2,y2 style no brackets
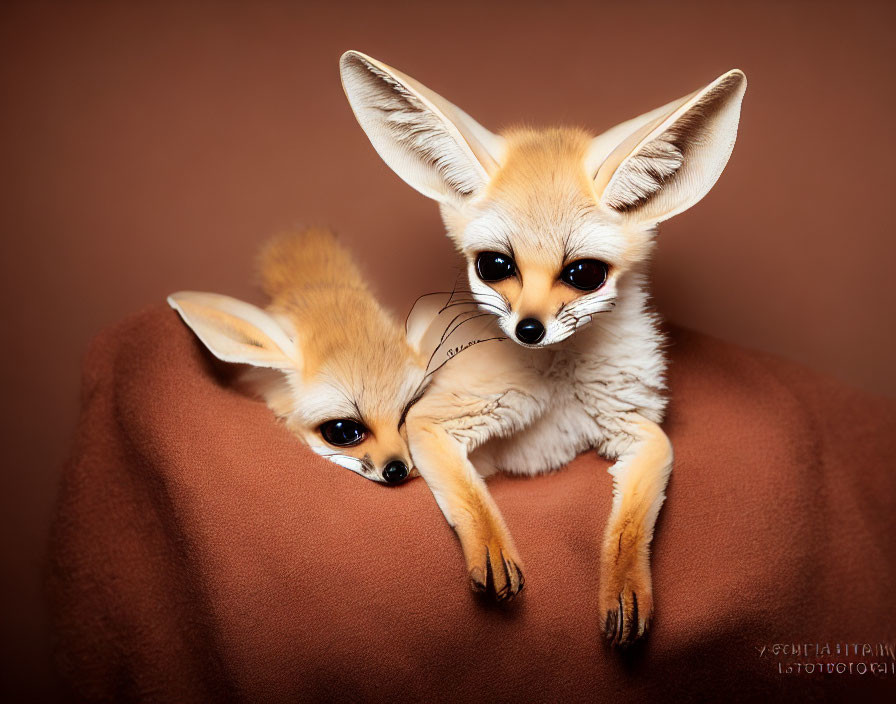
167,292,297,369
594,70,747,225
340,50,503,203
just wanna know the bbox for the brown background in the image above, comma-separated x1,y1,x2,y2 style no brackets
1,0,894,700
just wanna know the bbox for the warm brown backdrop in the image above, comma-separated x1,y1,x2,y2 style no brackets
1,0,894,700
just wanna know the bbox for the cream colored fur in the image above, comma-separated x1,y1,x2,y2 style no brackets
169,229,428,484
342,51,746,644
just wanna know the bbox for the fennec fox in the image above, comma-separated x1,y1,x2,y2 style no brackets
168,228,427,485
342,51,746,644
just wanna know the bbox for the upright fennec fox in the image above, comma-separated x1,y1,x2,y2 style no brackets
341,51,746,644
168,228,426,485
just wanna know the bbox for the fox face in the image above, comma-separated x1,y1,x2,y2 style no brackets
168,231,428,484
341,52,746,347
457,128,633,346
259,307,427,484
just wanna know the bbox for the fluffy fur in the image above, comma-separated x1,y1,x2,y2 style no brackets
169,228,427,483
342,51,746,644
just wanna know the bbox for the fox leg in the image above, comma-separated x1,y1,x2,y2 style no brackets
406,399,534,601
599,416,673,645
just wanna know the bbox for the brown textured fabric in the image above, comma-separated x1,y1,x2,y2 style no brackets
49,304,896,702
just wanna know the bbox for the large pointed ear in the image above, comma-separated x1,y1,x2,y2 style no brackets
168,291,298,370
592,69,747,226
340,50,504,205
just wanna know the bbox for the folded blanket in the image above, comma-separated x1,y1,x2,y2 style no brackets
49,304,896,702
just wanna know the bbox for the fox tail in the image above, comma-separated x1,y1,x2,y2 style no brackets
257,227,368,301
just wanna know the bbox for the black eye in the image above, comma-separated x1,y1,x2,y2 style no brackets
475,251,516,282
560,259,608,291
319,419,368,447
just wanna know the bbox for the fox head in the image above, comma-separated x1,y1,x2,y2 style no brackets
168,230,428,484
340,51,746,347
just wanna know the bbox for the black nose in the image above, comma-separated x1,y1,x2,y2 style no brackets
382,460,409,484
515,318,545,344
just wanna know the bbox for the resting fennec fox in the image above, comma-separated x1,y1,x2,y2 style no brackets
342,51,746,644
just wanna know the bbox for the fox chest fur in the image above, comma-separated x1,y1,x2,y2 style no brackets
414,265,667,478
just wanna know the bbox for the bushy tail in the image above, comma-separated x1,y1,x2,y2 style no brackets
257,228,368,301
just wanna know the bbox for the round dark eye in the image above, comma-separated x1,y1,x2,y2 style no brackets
320,419,368,447
560,259,608,291
475,251,516,282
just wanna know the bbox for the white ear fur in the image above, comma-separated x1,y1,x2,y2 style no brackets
592,69,747,226
340,50,505,204
168,291,298,370
585,100,686,176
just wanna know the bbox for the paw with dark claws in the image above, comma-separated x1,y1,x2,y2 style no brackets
599,542,653,646
603,588,651,646
468,545,525,601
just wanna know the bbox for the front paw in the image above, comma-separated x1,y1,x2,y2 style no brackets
466,541,525,602
600,560,653,646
